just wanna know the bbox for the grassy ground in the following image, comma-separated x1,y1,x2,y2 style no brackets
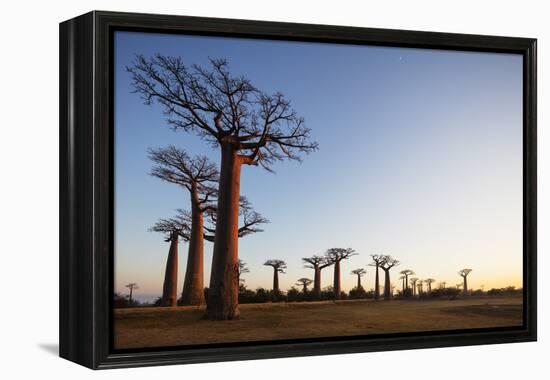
113,296,522,349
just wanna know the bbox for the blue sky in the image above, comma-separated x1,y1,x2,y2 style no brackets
114,31,523,302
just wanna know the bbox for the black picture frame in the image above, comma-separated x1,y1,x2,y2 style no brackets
59,10,537,369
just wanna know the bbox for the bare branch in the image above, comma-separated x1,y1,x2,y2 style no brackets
264,259,287,273
380,255,400,271
458,268,472,278
149,211,192,242
325,248,358,264
368,254,387,267
302,255,333,270
148,146,219,203
128,55,318,170
400,269,415,277
125,283,139,290
296,278,313,290
351,268,366,277
204,196,269,238
238,259,250,276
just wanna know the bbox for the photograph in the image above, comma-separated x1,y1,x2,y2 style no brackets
112,30,524,350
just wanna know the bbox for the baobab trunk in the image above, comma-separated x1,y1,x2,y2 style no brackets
333,260,341,299
384,270,391,300
313,267,321,299
463,277,468,294
357,274,362,289
206,143,241,320
181,190,205,305
161,232,179,306
374,265,380,300
273,270,280,293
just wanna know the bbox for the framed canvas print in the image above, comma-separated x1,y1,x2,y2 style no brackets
59,11,537,369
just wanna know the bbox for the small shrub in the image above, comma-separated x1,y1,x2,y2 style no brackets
349,286,367,299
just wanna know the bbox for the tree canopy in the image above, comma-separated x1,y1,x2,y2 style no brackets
129,56,318,171
264,259,287,273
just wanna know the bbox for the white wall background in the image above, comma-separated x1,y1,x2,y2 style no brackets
0,0,546,377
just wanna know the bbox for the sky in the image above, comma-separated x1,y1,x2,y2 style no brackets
114,31,523,302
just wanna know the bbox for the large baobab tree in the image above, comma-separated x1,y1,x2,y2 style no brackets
125,283,139,304
149,146,217,306
410,278,418,296
368,255,386,300
296,278,313,293
129,56,318,319
326,248,358,299
351,268,366,289
264,260,287,294
380,256,400,300
150,214,191,306
425,278,435,294
399,269,415,291
302,255,334,299
458,269,472,294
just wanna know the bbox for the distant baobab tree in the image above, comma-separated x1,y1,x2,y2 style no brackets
296,278,313,293
399,275,406,293
380,256,400,300
417,279,424,295
237,259,250,286
326,248,358,299
456,283,462,290
264,260,287,294
439,281,446,289
458,268,472,294
125,283,139,304
351,268,366,289
129,56,318,319
369,255,386,300
399,269,415,291
149,146,218,306
425,278,435,294
302,255,334,299
410,277,419,296
150,214,191,306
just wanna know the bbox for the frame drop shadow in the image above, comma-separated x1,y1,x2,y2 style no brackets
38,343,59,356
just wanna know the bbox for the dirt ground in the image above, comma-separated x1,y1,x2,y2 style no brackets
113,296,522,349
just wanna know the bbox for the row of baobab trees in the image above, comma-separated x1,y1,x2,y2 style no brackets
127,54,471,319
139,216,474,305
238,254,472,301
124,259,471,305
